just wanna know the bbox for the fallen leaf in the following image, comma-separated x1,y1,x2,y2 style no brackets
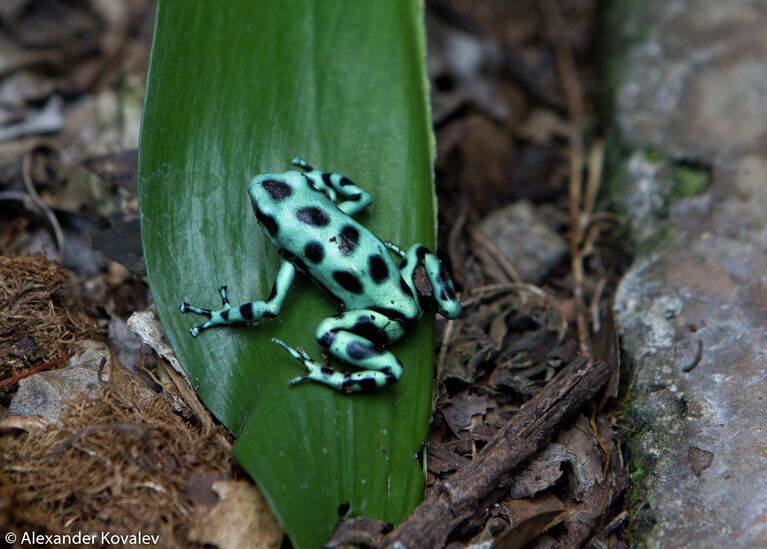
93,217,144,274
0,94,64,142
82,149,138,190
325,516,392,549
509,443,575,499
427,445,470,476
442,391,495,435
127,310,187,379
495,493,565,549
189,479,282,549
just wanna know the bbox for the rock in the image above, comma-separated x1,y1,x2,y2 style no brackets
616,0,767,160
478,200,568,283
609,1,767,546
9,340,114,422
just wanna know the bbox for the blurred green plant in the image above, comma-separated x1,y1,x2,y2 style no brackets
138,1,436,546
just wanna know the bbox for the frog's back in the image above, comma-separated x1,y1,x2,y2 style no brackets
263,184,418,313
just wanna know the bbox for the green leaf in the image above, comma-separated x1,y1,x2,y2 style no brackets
138,1,435,547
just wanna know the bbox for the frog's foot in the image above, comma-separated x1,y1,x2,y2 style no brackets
272,338,331,386
218,283,231,307
179,283,234,336
180,263,297,337
397,244,461,320
288,157,372,215
273,337,387,393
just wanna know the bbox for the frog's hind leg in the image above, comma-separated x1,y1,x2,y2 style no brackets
395,244,461,319
291,157,373,215
180,261,296,336
275,309,406,393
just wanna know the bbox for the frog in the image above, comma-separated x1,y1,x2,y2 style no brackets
179,157,461,393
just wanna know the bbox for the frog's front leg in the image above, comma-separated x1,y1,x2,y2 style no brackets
180,261,296,336
291,157,373,215
394,243,461,319
274,309,407,393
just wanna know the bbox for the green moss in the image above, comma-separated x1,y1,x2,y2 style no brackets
602,127,631,201
671,163,711,198
626,445,658,544
635,219,674,257
629,458,647,505
643,146,666,163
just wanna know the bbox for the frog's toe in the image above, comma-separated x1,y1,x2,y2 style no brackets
288,374,310,385
272,337,291,352
190,326,200,337
179,302,212,318
272,338,306,361
217,284,230,306
291,156,312,170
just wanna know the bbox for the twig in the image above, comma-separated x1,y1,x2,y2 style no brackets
460,283,548,307
584,141,605,219
23,150,66,261
447,202,469,289
436,317,459,387
542,0,598,360
381,358,610,548
0,351,75,390
468,226,522,283
0,190,66,262
47,422,149,457
682,340,704,372
590,277,607,332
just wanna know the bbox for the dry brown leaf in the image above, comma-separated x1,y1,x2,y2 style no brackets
442,391,495,435
189,479,282,549
495,493,565,549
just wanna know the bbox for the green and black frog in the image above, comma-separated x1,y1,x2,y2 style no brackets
180,158,461,393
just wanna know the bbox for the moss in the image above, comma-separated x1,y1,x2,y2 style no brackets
625,441,659,544
643,146,666,163
629,459,647,499
602,126,632,202
635,219,674,257
671,163,711,198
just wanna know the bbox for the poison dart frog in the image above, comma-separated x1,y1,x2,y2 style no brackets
180,157,461,393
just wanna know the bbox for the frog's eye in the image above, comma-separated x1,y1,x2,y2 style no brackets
262,179,293,201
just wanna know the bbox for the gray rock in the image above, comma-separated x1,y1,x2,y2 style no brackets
617,0,767,160
9,340,114,423
478,200,568,284
610,1,767,546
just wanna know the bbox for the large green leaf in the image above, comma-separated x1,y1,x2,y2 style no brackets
138,1,435,546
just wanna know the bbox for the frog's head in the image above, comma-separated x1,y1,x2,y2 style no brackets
248,171,304,237
248,171,304,210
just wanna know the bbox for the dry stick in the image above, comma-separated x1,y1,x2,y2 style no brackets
447,202,469,289
542,0,593,359
23,151,66,262
0,351,75,390
468,226,523,284
381,357,610,548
